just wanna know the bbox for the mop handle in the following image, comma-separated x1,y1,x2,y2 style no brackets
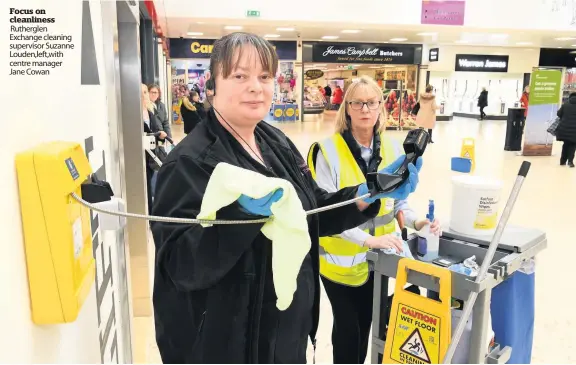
443,161,531,364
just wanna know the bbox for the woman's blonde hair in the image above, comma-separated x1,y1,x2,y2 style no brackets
141,84,156,113
335,76,385,133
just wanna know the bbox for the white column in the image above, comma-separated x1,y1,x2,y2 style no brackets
296,35,303,122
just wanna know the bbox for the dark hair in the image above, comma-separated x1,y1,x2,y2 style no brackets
189,90,199,99
425,85,433,93
209,32,278,80
148,83,161,99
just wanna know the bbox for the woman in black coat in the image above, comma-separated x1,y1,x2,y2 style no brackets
150,32,422,364
556,92,576,167
148,84,172,138
478,87,488,120
180,90,207,134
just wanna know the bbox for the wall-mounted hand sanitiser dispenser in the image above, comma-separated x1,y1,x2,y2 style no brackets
16,142,95,324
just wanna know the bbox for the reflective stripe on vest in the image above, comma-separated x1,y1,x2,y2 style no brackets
308,132,401,286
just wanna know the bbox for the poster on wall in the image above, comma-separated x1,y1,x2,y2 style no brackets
421,0,466,25
522,69,562,156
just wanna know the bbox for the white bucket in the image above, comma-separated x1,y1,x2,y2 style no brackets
450,175,503,236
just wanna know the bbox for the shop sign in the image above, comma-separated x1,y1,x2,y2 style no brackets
312,43,419,64
539,48,576,68
305,69,324,79
169,38,297,60
429,48,439,62
455,54,509,72
422,0,466,26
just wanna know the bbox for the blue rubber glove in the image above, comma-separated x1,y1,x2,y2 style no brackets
237,189,284,216
357,156,423,203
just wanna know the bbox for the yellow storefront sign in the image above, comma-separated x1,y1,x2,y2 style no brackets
383,259,451,364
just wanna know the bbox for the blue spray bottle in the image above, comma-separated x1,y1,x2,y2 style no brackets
417,200,440,262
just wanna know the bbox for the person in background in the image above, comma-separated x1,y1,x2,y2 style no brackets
148,84,172,138
150,32,421,364
203,87,214,110
332,85,343,110
415,85,438,143
520,86,530,119
556,92,576,167
307,76,437,364
142,84,166,214
180,91,206,135
324,83,333,110
478,87,488,120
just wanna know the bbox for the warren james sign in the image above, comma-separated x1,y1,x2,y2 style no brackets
312,43,419,64
455,54,509,72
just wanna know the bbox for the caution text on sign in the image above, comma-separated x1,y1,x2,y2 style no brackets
390,304,441,364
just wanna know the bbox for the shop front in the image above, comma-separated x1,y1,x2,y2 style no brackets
427,47,537,121
538,48,576,103
302,42,423,129
168,38,299,123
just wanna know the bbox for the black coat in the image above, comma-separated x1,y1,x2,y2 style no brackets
557,93,576,144
478,90,488,107
154,100,172,138
181,99,206,134
151,110,381,363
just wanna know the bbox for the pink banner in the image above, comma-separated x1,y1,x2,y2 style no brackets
421,0,466,26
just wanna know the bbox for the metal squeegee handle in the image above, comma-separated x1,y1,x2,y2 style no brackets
71,192,371,225
442,161,531,364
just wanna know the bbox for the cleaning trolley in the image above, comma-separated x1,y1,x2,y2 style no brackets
368,162,547,364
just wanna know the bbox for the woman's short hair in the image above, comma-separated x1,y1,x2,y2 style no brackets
335,76,386,133
209,32,278,81
425,84,433,93
148,84,161,99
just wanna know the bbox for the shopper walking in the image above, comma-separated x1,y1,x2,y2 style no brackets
520,86,530,120
332,85,344,110
180,91,206,135
307,76,438,364
148,84,172,138
150,32,422,364
415,85,439,143
556,92,576,167
324,84,332,110
478,87,488,120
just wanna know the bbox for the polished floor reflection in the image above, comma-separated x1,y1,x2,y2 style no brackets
137,113,574,364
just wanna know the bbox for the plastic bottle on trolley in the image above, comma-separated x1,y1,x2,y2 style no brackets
417,199,440,262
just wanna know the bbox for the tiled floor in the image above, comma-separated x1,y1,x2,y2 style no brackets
137,113,575,363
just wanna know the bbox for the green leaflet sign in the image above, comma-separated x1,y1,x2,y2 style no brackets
529,69,562,106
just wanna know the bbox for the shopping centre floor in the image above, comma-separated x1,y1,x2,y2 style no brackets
134,112,575,364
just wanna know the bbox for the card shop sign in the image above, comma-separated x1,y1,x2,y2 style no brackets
305,69,324,79
455,54,509,72
312,44,417,64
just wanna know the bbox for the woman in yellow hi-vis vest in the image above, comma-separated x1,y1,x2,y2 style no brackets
307,76,441,364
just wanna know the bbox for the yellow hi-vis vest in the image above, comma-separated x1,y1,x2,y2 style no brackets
307,133,402,286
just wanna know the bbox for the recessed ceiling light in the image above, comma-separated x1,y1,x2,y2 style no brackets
555,37,576,41
571,44,576,47
197,22,205,24
390,38,408,42
264,34,280,38
455,40,470,44
187,32,204,36
516,42,533,45
491,33,508,38
277,27,295,31
322,35,339,40
417,32,437,36
558,46,563,48
342,30,361,33
224,25,243,30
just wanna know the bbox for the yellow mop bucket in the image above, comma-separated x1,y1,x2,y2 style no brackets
383,259,452,364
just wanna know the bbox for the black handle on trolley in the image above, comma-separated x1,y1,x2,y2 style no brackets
146,132,174,145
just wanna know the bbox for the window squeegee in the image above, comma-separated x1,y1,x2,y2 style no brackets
366,128,430,195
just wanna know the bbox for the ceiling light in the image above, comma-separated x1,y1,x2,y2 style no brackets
264,34,280,38
417,32,437,36
571,44,576,47
555,37,576,41
322,35,339,40
224,25,243,30
277,27,295,31
197,22,205,24
491,33,508,38
455,40,470,44
342,30,361,33
187,32,204,36
516,42,533,45
390,38,408,42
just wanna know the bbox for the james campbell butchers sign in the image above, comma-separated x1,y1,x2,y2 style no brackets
312,43,419,64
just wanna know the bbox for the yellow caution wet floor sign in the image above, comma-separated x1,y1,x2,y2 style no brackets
460,138,476,172
383,259,451,364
